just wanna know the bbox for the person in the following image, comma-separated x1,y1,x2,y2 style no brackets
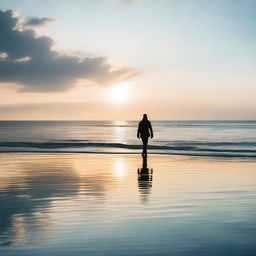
137,114,153,157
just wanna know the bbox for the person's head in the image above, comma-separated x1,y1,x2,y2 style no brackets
142,114,148,121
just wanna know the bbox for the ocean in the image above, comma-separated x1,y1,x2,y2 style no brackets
0,121,256,255
0,120,256,157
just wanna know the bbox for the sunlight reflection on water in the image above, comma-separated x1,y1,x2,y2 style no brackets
0,153,255,255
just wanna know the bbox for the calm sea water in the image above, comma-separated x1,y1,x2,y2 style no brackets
0,121,256,255
0,154,255,256
0,120,256,157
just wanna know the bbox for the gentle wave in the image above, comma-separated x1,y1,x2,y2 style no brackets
0,141,256,157
165,141,256,147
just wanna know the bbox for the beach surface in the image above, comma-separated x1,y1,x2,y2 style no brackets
0,153,255,256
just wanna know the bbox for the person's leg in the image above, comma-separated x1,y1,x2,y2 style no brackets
141,137,145,156
144,137,148,156
142,137,148,156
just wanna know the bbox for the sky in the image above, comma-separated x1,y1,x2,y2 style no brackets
0,0,255,120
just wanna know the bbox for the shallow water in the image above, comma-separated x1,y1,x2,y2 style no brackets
0,153,255,255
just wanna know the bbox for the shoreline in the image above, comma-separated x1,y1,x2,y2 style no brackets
0,151,256,159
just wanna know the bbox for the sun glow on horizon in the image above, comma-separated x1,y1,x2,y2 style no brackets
109,82,130,104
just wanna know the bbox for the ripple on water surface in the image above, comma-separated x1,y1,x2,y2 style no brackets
0,153,256,256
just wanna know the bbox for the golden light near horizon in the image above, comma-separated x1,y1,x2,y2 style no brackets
109,82,130,104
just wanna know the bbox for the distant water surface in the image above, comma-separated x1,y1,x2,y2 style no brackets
0,120,256,157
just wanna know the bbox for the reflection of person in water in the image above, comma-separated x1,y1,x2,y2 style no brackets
137,114,153,157
137,155,153,203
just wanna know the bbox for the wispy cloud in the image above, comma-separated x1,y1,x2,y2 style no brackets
25,17,54,27
0,10,137,92
121,0,143,7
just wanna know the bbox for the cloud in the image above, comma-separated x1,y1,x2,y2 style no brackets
25,17,54,27
0,10,137,92
121,0,143,6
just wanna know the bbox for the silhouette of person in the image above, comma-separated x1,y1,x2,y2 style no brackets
137,114,153,157
137,155,153,203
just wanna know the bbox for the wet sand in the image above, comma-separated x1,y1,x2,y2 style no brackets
0,153,256,255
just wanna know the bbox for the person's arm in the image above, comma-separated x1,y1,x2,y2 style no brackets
137,122,141,139
149,122,153,138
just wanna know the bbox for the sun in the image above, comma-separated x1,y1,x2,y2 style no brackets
110,82,130,104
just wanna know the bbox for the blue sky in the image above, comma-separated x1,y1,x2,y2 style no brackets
0,0,255,119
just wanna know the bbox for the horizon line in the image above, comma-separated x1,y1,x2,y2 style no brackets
0,119,256,122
